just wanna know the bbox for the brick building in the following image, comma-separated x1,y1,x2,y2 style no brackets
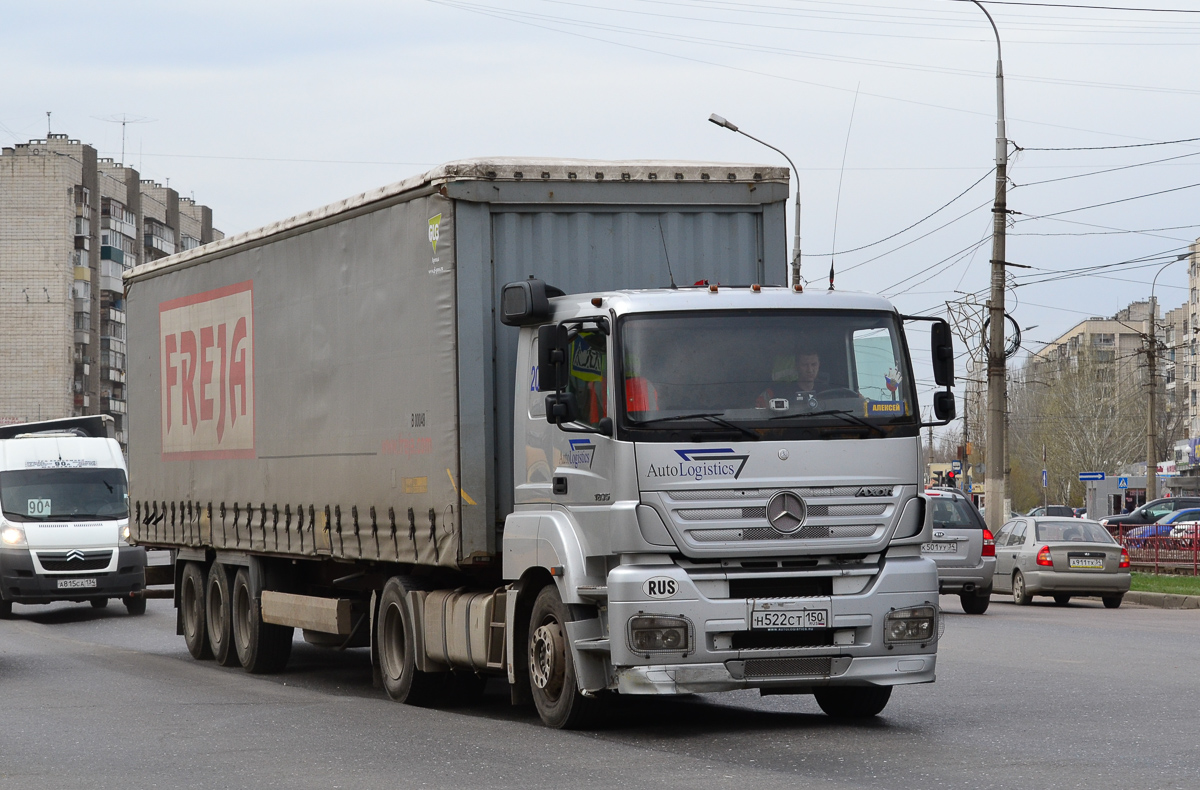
0,133,221,447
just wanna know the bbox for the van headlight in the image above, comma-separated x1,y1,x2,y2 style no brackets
1,525,28,546
884,606,938,644
117,523,131,545
628,615,693,655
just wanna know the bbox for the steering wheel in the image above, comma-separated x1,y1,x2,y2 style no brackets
814,388,860,400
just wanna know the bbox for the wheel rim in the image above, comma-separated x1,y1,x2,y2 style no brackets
381,602,406,682
182,574,201,639
233,580,251,650
209,581,226,639
1014,573,1024,601
529,619,566,701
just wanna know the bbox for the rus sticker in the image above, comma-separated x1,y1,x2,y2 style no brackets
159,281,255,459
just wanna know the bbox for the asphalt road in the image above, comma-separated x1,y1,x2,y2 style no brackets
1,594,1196,790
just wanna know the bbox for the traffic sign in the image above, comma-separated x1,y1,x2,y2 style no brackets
951,460,962,472
1042,469,1048,488
1079,472,1106,481
1118,477,1129,489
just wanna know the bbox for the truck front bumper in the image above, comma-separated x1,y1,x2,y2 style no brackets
0,546,146,604
615,653,936,694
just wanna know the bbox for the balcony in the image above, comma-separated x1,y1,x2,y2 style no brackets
101,396,126,415
102,368,126,384
100,245,124,265
99,259,124,294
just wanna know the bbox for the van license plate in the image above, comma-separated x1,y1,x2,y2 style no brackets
56,578,97,589
921,542,956,553
751,609,828,630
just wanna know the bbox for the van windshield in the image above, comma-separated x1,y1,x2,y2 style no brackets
0,468,129,522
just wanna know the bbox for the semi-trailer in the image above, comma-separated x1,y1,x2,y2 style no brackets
125,158,954,728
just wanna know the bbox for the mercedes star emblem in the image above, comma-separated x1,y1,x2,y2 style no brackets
765,491,807,535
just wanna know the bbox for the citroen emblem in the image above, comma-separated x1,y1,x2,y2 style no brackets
766,491,807,535
66,550,86,561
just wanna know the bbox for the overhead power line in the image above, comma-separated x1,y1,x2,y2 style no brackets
1020,135,1200,151
971,1,1200,13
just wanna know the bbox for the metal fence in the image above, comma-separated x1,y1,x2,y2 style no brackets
1114,527,1200,576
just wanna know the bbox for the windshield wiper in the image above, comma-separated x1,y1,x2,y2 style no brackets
631,412,761,441
768,409,886,437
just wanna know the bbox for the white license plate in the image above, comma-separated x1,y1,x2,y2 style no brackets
921,542,957,553
1069,557,1105,569
751,609,828,630
56,578,97,589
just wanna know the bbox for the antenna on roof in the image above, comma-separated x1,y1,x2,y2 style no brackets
46,111,51,136
657,217,678,289
93,114,155,165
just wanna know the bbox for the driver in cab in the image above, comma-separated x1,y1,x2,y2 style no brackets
755,346,826,409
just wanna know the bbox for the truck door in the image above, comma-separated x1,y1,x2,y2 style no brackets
551,326,615,512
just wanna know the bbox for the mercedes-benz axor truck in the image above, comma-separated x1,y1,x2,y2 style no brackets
0,416,146,617
124,159,955,728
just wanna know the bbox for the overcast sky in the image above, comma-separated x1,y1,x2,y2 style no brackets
5,0,1200,400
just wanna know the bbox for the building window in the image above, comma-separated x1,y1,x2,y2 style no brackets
1192,390,1197,407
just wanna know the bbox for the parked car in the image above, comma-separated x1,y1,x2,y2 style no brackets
1072,508,1087,519
923,488,995,614
1027,505,1074,517
992,517,1130,608
1169,521,1200,545
1099,497,1200,532
1127,508,1200,539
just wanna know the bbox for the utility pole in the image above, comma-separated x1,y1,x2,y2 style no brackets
1147,298,1158,501
971,0,1009,530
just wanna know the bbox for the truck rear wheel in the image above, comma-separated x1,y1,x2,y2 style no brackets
376,576,442,706
528,584,603,729
813,686,892,719
206,564,239,666
231,566,293,673
180,562,212,659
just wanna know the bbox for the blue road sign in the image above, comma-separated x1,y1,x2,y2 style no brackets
1118,477,1129,489
1042,469,1048,488
1079,472,1106,481
951,460,963,472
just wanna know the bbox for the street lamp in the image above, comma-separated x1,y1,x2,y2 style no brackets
966,0,1010,532
709,114,803,289
1146,251,1191,500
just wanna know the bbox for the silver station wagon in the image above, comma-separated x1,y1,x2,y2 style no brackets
992,517,1131,608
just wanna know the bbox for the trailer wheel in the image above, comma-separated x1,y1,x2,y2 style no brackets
528,584,604,729
377,576,442,706
206,563,239,666
180,562,212,659
813,686,892,719
231,567,293,673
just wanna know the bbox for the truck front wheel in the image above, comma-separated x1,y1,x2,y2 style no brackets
528,584,603,729
376,576,442,706
231,567,293,673
813,686,892,719
180,562,212,659
206,564,239,666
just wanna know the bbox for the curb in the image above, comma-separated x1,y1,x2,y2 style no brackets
1124,590,1200,610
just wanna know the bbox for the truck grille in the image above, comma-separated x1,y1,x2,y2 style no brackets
37,550,113,572
732,629,835,650
742,656,833,679
690,525,879,542
677,504,885,521
729,576,831,598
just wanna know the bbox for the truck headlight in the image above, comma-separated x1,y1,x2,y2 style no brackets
628,615,693,655
884,606,938,644
1,525,27,546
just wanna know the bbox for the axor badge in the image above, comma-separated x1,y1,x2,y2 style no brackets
642,576,678,599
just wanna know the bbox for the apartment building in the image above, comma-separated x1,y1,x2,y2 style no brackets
0,133,221,447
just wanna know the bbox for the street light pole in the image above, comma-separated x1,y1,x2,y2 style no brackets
709,114,802,288
969,1,1009,531
1147,252,1190,500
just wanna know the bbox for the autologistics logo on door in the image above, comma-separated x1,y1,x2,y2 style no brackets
645,449,749,481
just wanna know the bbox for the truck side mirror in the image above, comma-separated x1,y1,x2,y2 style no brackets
537,324,570,392
931,320,954,387
544,392,581,425
500,279,564,326
933,390,956,421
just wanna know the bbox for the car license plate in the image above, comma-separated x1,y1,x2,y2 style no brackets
1069,557,1105,569
751,609,828,630
56,578,97,589
921,542,957,553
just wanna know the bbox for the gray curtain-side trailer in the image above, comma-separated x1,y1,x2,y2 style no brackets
125,159,787,572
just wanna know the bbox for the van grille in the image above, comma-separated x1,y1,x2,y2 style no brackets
37,550,113,572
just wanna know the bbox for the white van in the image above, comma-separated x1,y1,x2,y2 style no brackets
0,416,145,617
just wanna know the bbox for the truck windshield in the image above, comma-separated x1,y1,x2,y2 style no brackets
0,468,129,522
618,309,918,440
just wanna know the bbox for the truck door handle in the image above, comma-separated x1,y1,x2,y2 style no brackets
553,476,568,495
